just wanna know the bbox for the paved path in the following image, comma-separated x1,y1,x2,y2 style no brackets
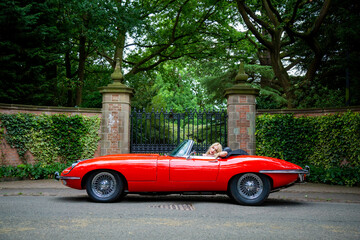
0,179,359,203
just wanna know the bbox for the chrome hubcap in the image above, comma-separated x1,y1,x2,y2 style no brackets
244,181,256,192
237,174,263,200
100,179,110,191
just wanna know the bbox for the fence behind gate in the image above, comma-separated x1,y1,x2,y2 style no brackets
130,108,227,154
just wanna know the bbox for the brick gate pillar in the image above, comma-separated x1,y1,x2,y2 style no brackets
225,62,259,155
99,59,133,155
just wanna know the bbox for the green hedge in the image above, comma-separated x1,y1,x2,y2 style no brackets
0,113,101,169
256,111,360,186
0,162,68,180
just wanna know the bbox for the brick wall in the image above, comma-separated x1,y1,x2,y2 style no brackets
0,103,102,166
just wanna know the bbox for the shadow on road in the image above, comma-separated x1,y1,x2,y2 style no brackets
264,198,308,207
53,194,308,207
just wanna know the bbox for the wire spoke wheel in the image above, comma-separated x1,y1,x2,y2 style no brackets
230,173,270,205
91,172,117,198
86,171,123,202
237,173,263,200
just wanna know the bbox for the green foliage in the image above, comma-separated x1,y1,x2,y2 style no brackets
150,62,211,111
0,162,69,180
256,111,360,186
0,0,64,105
256,86,288,109
305,0,360,106
295,81,345,109
309,112,360,169
256,114,316,165
307,165,360,187
0,113,101,164
0,113,36,160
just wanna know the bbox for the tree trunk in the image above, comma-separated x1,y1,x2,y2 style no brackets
65,51,74,107
257,49,273,88
269,32,295,108
76,34,86,106
304,38,323,84
113,31,126,70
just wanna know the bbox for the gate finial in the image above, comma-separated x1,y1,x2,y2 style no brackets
235,62,248,84
111,58,124,83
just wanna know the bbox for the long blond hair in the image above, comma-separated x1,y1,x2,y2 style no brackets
205,142,222,155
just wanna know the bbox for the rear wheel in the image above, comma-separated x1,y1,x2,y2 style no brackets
86,170,124,203
229,173,270,206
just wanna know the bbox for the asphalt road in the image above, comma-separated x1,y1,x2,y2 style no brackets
1,192,360,240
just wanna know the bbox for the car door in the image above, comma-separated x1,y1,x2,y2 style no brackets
169,156,220,181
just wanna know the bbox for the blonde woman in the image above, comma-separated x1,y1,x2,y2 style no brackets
204,142,232,158
202,142,225,158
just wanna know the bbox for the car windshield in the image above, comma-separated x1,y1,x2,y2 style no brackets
169,140,193,157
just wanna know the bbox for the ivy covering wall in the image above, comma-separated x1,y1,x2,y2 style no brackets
256,111,360,186
0,113,101,178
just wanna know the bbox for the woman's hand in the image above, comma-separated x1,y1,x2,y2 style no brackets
215,151,228,158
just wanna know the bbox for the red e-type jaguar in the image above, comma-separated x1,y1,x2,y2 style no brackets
55,140,309,205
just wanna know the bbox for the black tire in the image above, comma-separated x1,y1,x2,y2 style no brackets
229,173,271,206
86,170,124,203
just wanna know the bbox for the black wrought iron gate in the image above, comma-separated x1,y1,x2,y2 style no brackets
130,108,227,154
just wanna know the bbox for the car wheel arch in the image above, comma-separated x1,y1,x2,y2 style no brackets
81,169,128,191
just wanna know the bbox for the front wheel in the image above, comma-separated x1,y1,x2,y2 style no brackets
229,173,271,206
86,170,124,203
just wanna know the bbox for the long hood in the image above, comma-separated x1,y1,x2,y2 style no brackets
71,154,159,172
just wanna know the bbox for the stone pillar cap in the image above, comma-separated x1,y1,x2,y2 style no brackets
99,58,134,96
98,83,134,95
224,84,259,97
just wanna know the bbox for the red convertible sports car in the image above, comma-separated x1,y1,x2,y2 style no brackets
55,140,309,205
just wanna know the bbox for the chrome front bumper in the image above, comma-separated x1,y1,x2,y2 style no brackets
54,172,80,181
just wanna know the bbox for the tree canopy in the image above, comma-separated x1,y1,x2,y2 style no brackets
0,0,359,110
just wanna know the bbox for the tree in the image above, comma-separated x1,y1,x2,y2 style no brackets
52,0,121,106
0,0,63,105
98,0,228,74
147,58,218,112
311,0,360,106
234,0,331,108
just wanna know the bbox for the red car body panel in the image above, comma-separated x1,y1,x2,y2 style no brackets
60,153,304,192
